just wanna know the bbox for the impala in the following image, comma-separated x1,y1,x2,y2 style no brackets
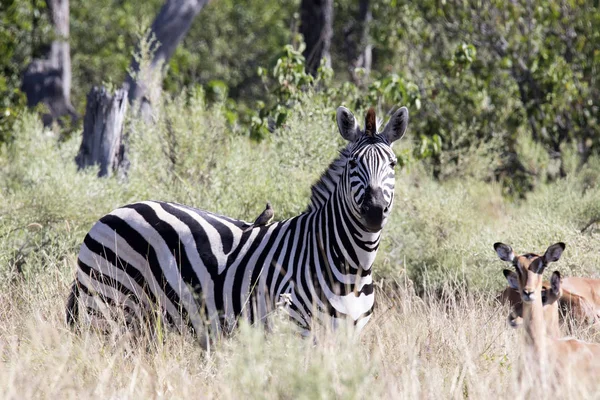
499,271,599,333
499,270,560,338
494,242,600,378
559,276,600,326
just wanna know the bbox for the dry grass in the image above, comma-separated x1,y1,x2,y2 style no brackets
2,272,600,398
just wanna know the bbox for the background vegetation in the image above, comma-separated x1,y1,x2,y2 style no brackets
3,0,600,195
2,0,600,397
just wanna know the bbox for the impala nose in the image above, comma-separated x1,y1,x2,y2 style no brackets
522,290,535,302
508,314,523,328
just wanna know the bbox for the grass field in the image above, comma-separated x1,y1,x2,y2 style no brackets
2,96,600,398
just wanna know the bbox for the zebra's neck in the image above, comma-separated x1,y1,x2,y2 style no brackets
304,145,381,272
306,191,377,323
327,188,380,269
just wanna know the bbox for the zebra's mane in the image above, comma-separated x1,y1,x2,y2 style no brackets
306,145,352,212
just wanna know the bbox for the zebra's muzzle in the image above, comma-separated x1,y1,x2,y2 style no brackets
360,185,389,232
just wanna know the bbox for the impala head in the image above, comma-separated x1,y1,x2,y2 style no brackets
494,242,565,304
503,269,562,328
336,106,408,232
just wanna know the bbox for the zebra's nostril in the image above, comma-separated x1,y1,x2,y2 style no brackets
384,206,389,213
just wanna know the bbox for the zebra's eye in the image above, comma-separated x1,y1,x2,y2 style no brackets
390,158,397,168
349,158,358,168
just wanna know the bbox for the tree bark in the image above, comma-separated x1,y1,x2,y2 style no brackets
123,0,209,111
75,87,128,177
345,0,372,84
21,0,77,125
300,0,333,76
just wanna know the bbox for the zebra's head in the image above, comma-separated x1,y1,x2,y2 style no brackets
336,106,408,232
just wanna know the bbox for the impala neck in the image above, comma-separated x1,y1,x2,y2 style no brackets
521,289,548,362
543,303,560,338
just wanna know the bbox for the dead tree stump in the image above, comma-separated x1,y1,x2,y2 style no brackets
75,86,128,177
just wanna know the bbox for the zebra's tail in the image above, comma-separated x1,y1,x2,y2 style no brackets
66,280,79,328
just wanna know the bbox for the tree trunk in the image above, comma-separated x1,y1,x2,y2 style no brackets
300,0,333,76
123,0,209,113
347,0,372,84
75,87,128,177
21,0,77,125
77,0,207,177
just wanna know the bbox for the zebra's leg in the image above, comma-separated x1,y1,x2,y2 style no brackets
66,279,80,328
135,298,174,346
78,289,114,334
77,272,144,339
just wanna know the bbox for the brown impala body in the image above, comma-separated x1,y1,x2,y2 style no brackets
560,277,600,325
494,242,600,379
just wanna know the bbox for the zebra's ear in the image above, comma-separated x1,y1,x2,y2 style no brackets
336,106,360,142
381,106,408,144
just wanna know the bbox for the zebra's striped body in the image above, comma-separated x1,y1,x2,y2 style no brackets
68,106,408,344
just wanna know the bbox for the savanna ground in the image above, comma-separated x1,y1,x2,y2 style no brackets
2,96,600,398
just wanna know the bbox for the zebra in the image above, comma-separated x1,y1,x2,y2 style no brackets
66,105,408,347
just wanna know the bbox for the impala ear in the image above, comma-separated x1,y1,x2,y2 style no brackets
494,242,515,262
503,269,519,290
381,106,408,144
544,242,566,263
550,271,562,297
336,106,360,142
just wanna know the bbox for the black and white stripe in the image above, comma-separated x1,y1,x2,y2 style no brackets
67,106,409,344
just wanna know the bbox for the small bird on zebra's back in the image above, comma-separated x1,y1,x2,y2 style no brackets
244,202,274,232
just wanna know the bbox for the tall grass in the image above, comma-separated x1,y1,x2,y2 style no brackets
2,274,599,398
1,92,600,397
